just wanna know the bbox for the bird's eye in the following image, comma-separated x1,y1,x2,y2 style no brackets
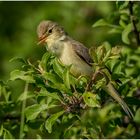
48,28,52,34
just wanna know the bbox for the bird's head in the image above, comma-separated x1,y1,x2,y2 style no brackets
37,20,66,45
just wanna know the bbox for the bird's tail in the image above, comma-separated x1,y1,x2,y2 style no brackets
103,82,133,118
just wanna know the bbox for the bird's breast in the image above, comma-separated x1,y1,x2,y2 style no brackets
59,43,92,77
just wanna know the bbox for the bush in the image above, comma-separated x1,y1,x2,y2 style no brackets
0,1,140,139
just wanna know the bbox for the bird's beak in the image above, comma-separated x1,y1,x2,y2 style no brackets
37,34,47,45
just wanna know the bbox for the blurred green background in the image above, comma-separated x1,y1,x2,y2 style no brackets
0,1,117,81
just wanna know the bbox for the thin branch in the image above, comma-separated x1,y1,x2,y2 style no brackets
129,1,140,45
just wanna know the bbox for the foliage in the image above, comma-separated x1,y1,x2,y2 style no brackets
0,1,140,139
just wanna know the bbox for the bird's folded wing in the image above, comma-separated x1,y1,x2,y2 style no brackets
70,38,93,66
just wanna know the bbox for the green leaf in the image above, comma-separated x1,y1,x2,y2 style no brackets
83,92,100,108
92,19,122,29
134,108,140,124
89,47,98,63
17,92,35,101
43,72,68,92
95,78,107,89
9,57,26,64
119,19,127,28
122,23,133,45
116,1,129,10
43,72,62,84
38,91,62,102
92,19,109,28
103,49,111,63
52,58,64,77
0,125,3,136
45,110,65,133
40,52,51,71
111,46,121,56
96,45,106,63
63,67,71,89
3,129,14,139
108,28,122,34
25,104,48,121
10,69,35,83
120,14,129,21
99,103,117,119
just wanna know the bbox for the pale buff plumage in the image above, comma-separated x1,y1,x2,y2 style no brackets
37,20,133,118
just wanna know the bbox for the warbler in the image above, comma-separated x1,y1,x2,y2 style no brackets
37,20,133,118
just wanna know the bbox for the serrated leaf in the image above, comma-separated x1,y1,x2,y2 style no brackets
122,23,133,45
10,70,35,83
45,110,65,133
25,104,48,121
83,92,100,108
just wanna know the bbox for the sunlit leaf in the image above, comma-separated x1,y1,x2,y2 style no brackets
10,69,35,83
83,92,100,108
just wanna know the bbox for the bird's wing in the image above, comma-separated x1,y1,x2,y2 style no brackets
69,38,93,65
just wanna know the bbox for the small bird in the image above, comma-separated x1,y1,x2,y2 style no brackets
37,20,133,118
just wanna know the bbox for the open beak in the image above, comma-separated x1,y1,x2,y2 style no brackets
37,34,47,45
